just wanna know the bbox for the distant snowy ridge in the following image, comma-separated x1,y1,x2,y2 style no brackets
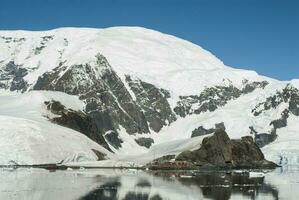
0,27,275,96
0,27,298,166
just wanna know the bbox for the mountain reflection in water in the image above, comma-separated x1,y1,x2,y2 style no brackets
0,167,298,200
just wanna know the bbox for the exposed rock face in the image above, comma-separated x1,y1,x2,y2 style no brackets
174,85,241,117
174,82,268,117
91,149,107,161
34,54,156,149
0,61,28,92
32,54,181,150
135,137,154,148
125,75,176,132
177,130,277,168
254,133,277,148
242,80,269,94
250,85,299,147
34,35,54,55
250,125,277,148
215,122,226,131
178,129,233,166
35,54,149,135
44,100,112,151
191,122,226,138
231,136,273,168
0,36,26,43
252,84,299,117
104,131,123,149
270,109,289,135
191,126,215,138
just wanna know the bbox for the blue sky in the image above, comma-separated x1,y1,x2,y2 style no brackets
0,0,298,80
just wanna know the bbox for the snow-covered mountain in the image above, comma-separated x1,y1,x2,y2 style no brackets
0,27,298,166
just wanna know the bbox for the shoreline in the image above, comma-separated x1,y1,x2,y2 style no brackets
0,163,280,171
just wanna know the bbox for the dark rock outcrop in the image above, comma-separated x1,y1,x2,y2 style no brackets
254,133,277,148
104,131,123,149
174,82,268,117
252,84,299,117
250,108,289,148
215,122,226,131
270,109,289,135
44,100,112,151
126,75,176,132
249,126,276,148
177,129,277,169
191,122,226,138
0,36,26,43
0,61,28,92
230,136,275,168
178,129,233,166
33,54,181,150
241,80,268,94
34,35,54,55
91,149,107,161
191,126,215,138
135,137,154,148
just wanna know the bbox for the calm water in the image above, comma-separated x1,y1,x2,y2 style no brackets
0,167,298,200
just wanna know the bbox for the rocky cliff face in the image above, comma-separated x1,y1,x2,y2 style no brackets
34,54,149,137
31,54,171,150
174,81,268,117
26,53,180,150
125,75,176,132
44,100,111,151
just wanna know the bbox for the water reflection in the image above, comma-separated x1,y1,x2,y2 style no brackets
0,167,298,200
175,172,278,200
80,171,279,200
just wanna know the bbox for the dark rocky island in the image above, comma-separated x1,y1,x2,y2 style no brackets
148,129,278,170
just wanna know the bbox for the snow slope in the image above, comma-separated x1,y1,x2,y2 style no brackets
0,90,113,165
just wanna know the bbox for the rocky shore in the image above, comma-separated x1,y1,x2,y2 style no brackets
147,130,278,170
